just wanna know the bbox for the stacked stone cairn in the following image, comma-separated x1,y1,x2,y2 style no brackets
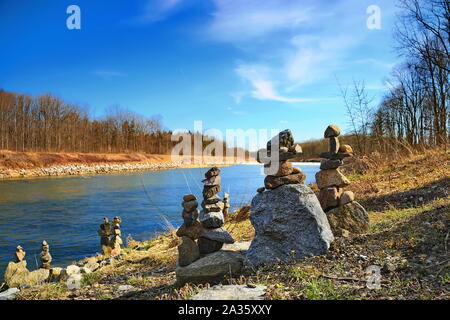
40,240,52,269
256,129,305,192
15,245,26,263
110,216,123,256
245,130,334,266
223,193,230,218
316,124,369,236
175,167,234,267
176,194,202,266
98,217,112,257
97,217,123,257
198,167,234,254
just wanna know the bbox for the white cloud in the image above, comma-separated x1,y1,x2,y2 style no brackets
204,0,384,104
235,64,315,103
134,0,183,23
207,0,312,42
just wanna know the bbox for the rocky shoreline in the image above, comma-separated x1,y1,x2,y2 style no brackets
0,160,245,180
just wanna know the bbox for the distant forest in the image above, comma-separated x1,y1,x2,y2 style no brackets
0,90,176,154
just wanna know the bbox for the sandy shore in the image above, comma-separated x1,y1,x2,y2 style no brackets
0,151,253,179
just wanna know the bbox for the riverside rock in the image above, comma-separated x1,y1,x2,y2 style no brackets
329,137,340,154
315,169,350,189
264,172,306,190
339,145,353,153
191,284,266,300
339,191,355,206
4,260,29,287
201,201,224,212
263,161,293,176
0,288,20,300
178,237,200,267
201,227,235,244
245,184,334,266
66,265,80,275
182,200,198,212
5,266,49,288
176,219,203,240
199,211,224,228
176,250,244,285
15,245,26,262
203,185,221,199
223,193,230,218
324,125,340,138
266,129,294,151
183,194,197,202
197,238,224,254
320,159,342,170
326,201,369,235
318,187,342,211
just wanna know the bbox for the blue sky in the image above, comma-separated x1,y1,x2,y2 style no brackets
0,0,400,145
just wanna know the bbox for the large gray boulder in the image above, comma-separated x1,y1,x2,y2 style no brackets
245,184,334,266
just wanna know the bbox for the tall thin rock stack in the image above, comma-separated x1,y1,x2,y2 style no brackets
40,240,52,269
256,129,305,191
176,194,202,266
198,167,234,254
98,217,112,257
110,216,123,256
316,125,369,236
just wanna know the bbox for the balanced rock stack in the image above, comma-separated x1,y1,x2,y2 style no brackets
198,167,234,254
256,129,305,192
176,194,201,266
98,217,113,257
40,240,52,269
245,130,334,266
110,216,123,256
15,245,26,263
176,168,240,285
316,125,369,236
97,217,123,257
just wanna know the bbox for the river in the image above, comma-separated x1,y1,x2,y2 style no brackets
0,163,319,273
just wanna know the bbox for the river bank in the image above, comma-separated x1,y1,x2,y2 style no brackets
0,150,252,179
8,149,449,300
